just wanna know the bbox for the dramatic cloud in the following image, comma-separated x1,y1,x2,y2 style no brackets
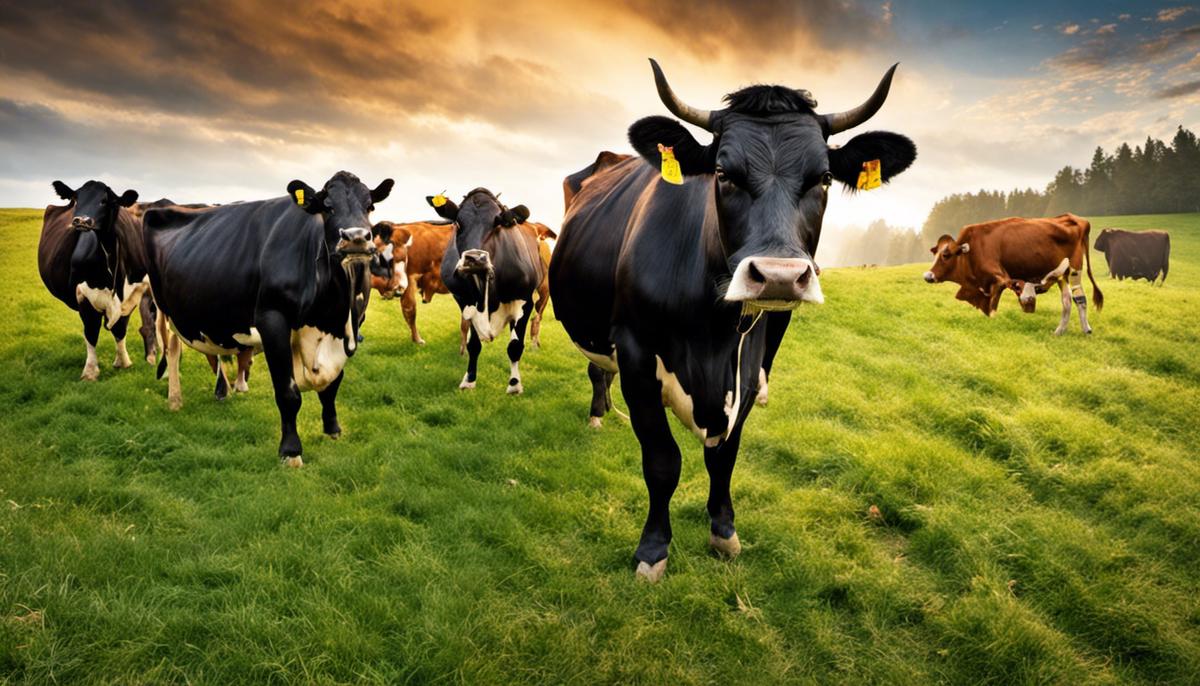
1156,79,1200,97
1157,6,1193,22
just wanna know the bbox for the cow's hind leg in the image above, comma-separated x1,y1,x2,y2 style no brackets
506,301,534,395
705,420,747,559
317,371,344,439
460,325,481,389
80,306,102,381
618,337,680,583
110,313,133,369
234,349,252,392
587,362,615,428
207,354,230,400
1054,281,1071,336
138,297,156,365
257,309,303,465
1070,268,1092,334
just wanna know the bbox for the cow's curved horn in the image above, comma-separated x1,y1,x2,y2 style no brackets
649,58,713,131
822,63,899,135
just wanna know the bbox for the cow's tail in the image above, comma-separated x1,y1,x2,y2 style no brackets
1161,234,1171,285
1081,217,1103,312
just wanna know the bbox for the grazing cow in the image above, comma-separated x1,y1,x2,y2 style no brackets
923,214,1103,335
550,59,916,581
144,171,392,466
371,219,470,351
562,151,632,211
38,180,154,379
1094,228,1170,284
427,189,545,394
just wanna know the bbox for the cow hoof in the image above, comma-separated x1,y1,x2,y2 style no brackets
635,558,667,583
1084,328,1093,335
234,381,249,393
414,338,426,346
326,431,341,440
1053,327,1066,336
281,456,304,468
168,396,182,411
710,532,742,559
459,374,476,390
145,354,156,366
113,357,132,370
588,416,602,429
507,380,524,395
80,365,100,382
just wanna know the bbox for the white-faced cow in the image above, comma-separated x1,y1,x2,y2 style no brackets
38,180,155,380
549,60,916,581
144,171,392,466
427,190,545,394
923,214,1103,335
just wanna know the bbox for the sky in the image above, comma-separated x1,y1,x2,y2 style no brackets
2,0,1199,242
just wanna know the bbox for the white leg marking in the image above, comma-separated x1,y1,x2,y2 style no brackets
755,368,769,406
459,372,476,390
507,359,523,395
636,558,668,583
113,337,132,369
81,340,100,381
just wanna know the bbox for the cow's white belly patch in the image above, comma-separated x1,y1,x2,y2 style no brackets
232,327,263,348
655,355,707,443
291,326,348,392
464,299,525,343
119,275,149,317
77,282,120,322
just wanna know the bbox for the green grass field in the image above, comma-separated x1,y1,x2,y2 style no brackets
1,208,1197,684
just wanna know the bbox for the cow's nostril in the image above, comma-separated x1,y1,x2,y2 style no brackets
747,261,765,284
797,265,811,287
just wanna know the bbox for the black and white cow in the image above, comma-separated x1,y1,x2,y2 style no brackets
38,180,155,380
549,60,916,581
144,171,392,466
427,189,544,394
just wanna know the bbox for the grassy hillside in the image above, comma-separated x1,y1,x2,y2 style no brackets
1,208,1197,684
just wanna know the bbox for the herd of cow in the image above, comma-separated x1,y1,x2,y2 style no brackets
33,62,1172,581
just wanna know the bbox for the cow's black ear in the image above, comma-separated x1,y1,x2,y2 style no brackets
828,131,917,191
628,116,715,176
118,189,139,207
52,180,75,200
371,178,394,203
287,180,323,214
426,195,459,221
371,221,394,243
510,205,530,224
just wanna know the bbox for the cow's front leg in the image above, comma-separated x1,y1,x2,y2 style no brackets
586,362,614,428
459,319,469,356
257,309,303,466
401,283,424,345
207,354,230,400
1054,281,1071,336
460,324,481,389
705,419,746,558
756,311,790,406
318,371,344,439
138,297,157,365
506,301,534,395
79,306,102,381
110,313,133,369
618,339,681,583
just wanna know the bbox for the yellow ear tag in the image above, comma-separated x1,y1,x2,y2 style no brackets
295,189,305,206
658,144,683,185
432,194,448,208
857,159,882,191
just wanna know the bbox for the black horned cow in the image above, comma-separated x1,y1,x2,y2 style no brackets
427,189,545,394
550,59,916,581
38,180,155,379
144,171,392,466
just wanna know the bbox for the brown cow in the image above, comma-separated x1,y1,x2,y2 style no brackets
525,221,556,347
1093,228,1170,285
923,213,1103,335
562,150,632,212
372,220,469,351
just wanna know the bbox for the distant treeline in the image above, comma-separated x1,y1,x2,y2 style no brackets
823,219,927,268
922,125,1200,241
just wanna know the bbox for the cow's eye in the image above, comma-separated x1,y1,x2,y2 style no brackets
715,166,728,183
821,171,833,188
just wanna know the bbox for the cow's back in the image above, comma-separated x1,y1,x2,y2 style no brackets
405,222,453,277
963,215,1088,281
144,198,317,347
